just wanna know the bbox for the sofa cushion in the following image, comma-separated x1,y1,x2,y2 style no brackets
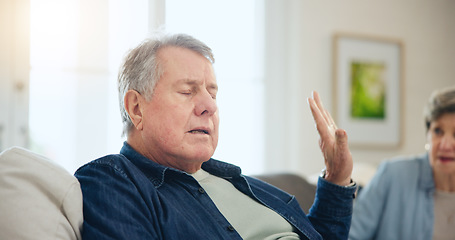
0,146,83,240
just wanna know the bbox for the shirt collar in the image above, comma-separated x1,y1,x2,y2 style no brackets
119,142,242,187
202,158,242,179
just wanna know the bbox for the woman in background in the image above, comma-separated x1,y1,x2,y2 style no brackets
349,86,455,240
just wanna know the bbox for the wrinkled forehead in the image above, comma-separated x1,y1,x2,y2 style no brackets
157,47,217,84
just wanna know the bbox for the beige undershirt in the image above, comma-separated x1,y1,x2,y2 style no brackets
433,190,455,240
192,169,299,240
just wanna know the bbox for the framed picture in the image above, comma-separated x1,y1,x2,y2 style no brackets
332,33,404,148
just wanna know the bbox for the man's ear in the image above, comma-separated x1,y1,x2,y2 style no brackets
124,90,144,131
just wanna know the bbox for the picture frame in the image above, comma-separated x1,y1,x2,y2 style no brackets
332,33,404,148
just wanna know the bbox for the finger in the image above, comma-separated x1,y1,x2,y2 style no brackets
312,91,332,127
335,128,348,145
324,108,337,129
310,92,328,125
313,91,338,129
308,97,324,126
308,97,330,138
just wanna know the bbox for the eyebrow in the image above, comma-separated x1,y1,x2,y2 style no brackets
176,79,218,91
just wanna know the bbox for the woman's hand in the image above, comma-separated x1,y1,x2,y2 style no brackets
308,91,353,186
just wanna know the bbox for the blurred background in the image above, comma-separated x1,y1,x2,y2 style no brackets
1,0,454,184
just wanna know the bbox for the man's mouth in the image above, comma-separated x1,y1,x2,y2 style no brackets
188,129,209,134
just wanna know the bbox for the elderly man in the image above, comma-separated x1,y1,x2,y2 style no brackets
75,33,356,240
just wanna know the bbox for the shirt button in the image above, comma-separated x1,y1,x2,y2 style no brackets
227,225,235,231
198,188,205,194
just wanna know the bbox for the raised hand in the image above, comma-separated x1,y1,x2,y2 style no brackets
308,91,353,186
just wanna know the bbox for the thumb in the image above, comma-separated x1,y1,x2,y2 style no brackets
335,129,348,146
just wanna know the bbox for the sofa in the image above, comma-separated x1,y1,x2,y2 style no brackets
0,147,319,239
0,147,83,240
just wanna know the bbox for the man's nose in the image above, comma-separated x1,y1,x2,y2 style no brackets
194,91,217,116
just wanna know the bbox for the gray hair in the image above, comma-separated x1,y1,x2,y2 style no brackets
424,85,455,131
118,33,215,136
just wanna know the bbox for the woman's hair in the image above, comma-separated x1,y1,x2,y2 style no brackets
424,85,455,131
118,33,215,136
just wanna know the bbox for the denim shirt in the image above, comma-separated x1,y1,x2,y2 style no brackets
75,142,356,240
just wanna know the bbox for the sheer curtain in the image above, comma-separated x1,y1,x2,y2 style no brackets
29,0,149,172
29,0,265,175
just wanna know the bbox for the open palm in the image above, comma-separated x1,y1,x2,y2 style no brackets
308,91,353,186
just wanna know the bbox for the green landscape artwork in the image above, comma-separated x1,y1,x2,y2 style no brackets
350,61,386,119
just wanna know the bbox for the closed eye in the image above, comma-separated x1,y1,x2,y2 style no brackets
208,88,218,100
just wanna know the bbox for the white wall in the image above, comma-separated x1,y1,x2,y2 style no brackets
263,0,455,178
